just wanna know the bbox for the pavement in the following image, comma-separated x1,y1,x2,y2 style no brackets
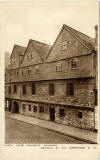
6,111,97,144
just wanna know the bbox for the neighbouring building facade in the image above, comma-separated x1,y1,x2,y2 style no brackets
5,24,98,131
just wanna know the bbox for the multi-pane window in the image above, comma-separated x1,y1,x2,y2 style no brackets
59,109,65,117
67,83,74,96
9,86,11,94
32,83,36,95
71,58,78,69
56,61,62,72
49,84,55,95
22,85,26,95
61,40,67,51
78,111,83,119
28,67,31,75
27,53,34,59
23,104,25,111
28,105,31,111
13,85,17,93
33,105,37,112
35,65,39,73
39,106,44,113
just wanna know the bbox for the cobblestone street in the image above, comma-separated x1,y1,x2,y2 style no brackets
5,115,86,144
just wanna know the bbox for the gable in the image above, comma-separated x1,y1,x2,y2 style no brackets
46,26,93,62
21,41,43,67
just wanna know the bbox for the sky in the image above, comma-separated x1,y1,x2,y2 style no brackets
0,0,99,54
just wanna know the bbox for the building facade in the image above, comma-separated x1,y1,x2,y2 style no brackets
5,24,98,131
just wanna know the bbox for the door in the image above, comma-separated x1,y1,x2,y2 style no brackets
49,108,55,122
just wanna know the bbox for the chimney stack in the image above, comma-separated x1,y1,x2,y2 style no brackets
95,25,98,50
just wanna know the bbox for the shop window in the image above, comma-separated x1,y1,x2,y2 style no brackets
23,104,25,111
49,84,54,96
32,83,36,95
33,106,37,112
71,58,78,69
35,65,39,74
13,85,17,93
59,109,65,117
22,85,26,95
61,40,67,51
39,106,44,113
28,105,31,111
56,61,62,72
78,111,83,119
67,82,74,96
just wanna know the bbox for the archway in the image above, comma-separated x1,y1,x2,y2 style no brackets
12,102,19,113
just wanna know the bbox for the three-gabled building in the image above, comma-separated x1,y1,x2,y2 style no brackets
5,24,98,131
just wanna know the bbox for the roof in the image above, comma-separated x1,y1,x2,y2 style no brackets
29,39,51,60
46,24,95,61
10,45,26,59
63,24,95,50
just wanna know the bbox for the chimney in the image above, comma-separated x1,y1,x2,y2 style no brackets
95,25,98,50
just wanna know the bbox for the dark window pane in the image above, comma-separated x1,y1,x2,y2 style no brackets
22,85,26,95
49,84,54,95
32,83,36,95
67,83,74,96
39,106,44,113
78,112,83,118
28,105,31,111
33,106,37,112
59,109,65,117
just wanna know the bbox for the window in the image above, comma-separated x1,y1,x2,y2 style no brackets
32,83,36,95
23,104,25,111
28,105,31,111
16,69,19,76
33,106,37,112
28,67,31,75
56,61,62,72
61,40,67,51
94,89,98,106
9,86,11,94
49,84,54,95
39,106,44,113
67,83,74,96
71,58,78,69
59,109,65,117
78,112,83,119
22,85,26,95
35,65,39,73
13,85,17,93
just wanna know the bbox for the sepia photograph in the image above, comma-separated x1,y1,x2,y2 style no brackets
3,0,99,146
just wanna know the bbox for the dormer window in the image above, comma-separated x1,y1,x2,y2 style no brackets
61,40,67,51
35,65,39,73
71,58,78,69
56,61,62,72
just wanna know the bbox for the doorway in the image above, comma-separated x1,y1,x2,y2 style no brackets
49,108,55,122
12,102,19,113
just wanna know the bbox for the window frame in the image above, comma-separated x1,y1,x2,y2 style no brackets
39,106,44,113
59,108,65,117
35,65,40,74
61,40,67,51
78,111,83,119
49,84,55,96
33,105,37,112
13,85,17,93
56,61,62,72
32,83,36,95
67,82,74,96
22,85,26,95
71,58,78,69
28,104,31,111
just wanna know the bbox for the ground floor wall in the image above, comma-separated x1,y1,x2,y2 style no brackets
5,99,95,131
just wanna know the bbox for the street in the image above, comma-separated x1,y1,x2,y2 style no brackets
5,114,86,144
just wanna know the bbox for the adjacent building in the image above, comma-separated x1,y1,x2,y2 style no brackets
5,24,98,131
